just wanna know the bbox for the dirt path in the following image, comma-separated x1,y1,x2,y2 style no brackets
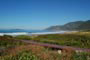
0,40,90,53
21,40,90,52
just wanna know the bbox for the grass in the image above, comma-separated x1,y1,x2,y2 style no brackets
14,32,90,48
0,45,62,60
15,35,32,40
73,52,90,60
0,35,26,48
0,32,90,60
1,50,39,60
0,45,90,60
32,32,90,48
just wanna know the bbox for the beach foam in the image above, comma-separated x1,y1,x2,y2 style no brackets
30,31,67,35
0,31,76,36
0,32,28,36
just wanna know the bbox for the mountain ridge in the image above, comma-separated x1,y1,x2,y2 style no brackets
46,20,90,31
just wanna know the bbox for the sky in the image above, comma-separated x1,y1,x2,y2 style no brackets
0,0,90,30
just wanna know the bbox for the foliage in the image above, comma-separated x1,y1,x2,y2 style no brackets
0,36,25,48
0,32,90,60
2,50,39,60
33,33,90,48
0,45,90,60
15,35,32,40
73,52,90,60
0,45,61,60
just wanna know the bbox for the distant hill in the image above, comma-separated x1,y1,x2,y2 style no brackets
46,20,90,31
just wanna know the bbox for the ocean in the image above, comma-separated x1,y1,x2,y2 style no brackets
0,29,49,33
0,29,67,36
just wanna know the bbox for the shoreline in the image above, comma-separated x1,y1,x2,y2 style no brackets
0,32,28,36
0,31,77,36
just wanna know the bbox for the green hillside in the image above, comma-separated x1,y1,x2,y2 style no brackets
46,20,90,31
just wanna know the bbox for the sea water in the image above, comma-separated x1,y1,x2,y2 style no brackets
0,29,67,36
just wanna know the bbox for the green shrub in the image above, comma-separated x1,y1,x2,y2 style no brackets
15,35,31,40
33,33,90,48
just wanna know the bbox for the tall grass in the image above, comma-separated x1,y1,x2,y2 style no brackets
33,33,90,48
0,32,90,60
0,45,90,60
0,45,62,60
0,35,26,48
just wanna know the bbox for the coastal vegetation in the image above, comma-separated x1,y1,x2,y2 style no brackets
14,32,90,48
15,35,32,40
33,33,90,48
0,35,26,48
0,32,90,60
0,43,90,60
